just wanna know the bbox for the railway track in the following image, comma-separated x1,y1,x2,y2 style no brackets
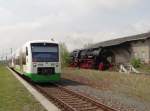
10,68,118,111
36,84,118,111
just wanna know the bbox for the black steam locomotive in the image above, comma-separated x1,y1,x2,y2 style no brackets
70,47,113,70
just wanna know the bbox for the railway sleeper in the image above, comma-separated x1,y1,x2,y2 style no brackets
68,101,90,105
56,94,74,97
59,97,83,101
77,106,99,111
62,100,86,104
73,104,97,109
68,105,91,108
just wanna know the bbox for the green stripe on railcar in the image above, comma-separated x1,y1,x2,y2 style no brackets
14,67,60,83
24,73,61,83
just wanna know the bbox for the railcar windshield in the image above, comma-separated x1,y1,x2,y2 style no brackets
31,43,59,62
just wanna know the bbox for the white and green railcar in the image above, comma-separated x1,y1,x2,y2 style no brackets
11,40,61,82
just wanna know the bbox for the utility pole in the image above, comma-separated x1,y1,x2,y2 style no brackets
2,49,4,64
6,56,7,65
10,48,13,66
10,48,12,56
0,56,2,64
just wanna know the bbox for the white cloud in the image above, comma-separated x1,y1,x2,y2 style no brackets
0,7,13,17
0,16,149,52
0,0,146,55
88,0,139,9
132,20,150,33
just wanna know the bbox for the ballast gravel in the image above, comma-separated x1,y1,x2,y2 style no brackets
60,79,150,111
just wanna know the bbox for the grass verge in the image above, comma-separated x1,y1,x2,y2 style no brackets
0,65,46,111
137,64,150,74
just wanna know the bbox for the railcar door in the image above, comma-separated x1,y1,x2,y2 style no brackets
22,46,29,73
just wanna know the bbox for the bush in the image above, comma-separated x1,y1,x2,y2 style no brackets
60,43,70,68
131,58,141,68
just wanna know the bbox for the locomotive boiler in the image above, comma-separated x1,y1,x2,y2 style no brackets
70,47,113,70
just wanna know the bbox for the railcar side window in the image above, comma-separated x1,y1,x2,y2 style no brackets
22,53,26,65
15,56,19,65
26,47,28,56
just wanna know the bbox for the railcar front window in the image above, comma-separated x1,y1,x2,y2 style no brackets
31,43,59,62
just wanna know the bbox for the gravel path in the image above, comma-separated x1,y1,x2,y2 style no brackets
60,78,150,111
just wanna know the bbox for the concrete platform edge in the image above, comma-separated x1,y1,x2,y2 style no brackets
7,67,60,111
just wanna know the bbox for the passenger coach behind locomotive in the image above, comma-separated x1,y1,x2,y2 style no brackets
70,48,112,70
10,40,61,83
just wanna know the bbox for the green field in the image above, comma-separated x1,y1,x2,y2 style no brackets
62,67,150,102
0,65,46,111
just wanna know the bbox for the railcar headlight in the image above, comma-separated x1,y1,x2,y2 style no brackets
51,63,55,66
33,64,37,67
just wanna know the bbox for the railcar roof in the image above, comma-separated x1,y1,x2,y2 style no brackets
25,40,58,45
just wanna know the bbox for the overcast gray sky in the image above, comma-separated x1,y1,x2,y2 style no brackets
0,0,150,57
